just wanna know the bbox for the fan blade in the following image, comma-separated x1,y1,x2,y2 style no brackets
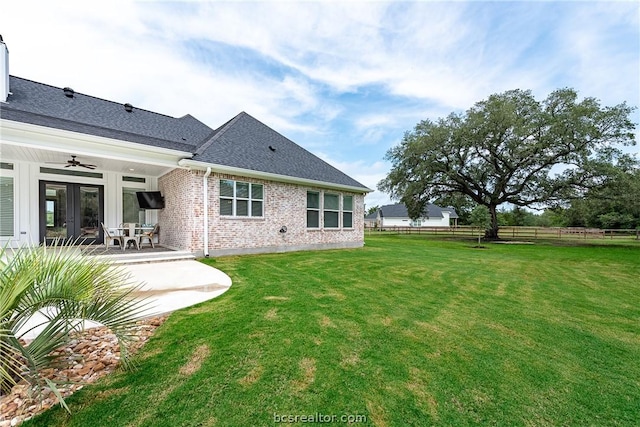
80,164,97,169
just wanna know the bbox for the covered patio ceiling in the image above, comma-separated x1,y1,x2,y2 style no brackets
1,143,179,177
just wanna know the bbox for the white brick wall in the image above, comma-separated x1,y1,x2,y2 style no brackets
158,168,203,251
159,169,365,255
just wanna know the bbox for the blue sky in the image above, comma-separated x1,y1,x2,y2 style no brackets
1,1,638,207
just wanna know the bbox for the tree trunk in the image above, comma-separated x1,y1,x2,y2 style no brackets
485,204,500,239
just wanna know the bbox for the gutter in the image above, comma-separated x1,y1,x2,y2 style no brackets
203,167,212,257
178,158,372,194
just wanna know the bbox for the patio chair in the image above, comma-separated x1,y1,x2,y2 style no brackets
139,223,159,249
101,222,123,250
122,223,140,250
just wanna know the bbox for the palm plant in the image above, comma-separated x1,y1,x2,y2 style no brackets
0,240,150,412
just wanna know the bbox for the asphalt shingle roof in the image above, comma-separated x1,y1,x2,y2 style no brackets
193,112,368,189
377,203,458,219
3,77,211,151
2,76,369,190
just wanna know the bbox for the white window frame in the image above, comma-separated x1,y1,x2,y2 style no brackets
343,195,354,229
323,193,340,228
220,179,264,218
0,166,16,239
306,191,320,229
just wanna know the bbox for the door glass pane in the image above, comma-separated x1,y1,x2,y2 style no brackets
45,184,67,239
46,201,54,226
79,186,99,239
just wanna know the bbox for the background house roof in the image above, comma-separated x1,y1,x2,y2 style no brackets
364,211,378,220
440,207,459,219
2,76,369,191
377,203,458,219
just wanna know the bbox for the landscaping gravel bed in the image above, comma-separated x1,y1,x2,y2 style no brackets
0,315,168,426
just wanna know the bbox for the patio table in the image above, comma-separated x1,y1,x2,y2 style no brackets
113,226,155,249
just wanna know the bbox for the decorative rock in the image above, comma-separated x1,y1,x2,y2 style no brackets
0,315,167,426
3,403,17,414
77,366,92,376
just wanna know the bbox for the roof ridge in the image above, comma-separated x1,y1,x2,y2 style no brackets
8,75,184,120
193,112,246,156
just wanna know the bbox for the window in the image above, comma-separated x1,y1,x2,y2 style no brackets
324,193,339,228
0,176,14,237
307,191,356,229
123,176,146,183
40,167,103,179
343,195,353,228
123,187,145,224
220,179,263,217
307,191,320,228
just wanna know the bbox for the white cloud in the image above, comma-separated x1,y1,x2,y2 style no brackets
1,0,637,199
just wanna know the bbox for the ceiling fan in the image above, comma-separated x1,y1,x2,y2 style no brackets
46,155,97,170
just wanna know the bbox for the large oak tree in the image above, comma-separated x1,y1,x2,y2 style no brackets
379,88,636,238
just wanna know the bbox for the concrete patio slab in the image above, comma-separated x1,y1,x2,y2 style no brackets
17,259,232,340
126,260,233,316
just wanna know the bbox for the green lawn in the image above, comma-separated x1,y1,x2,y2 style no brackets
28,235,640,426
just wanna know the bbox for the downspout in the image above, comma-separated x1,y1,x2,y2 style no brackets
203,167,212,257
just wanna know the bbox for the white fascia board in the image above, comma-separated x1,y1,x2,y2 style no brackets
0,119,192,168
179,159,373,194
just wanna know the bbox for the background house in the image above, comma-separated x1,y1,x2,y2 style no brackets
365,203,458,228
0,37,371,256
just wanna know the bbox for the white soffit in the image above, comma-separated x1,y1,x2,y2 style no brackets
0,119,192,168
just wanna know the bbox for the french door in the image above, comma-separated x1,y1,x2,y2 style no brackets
39,181,104,245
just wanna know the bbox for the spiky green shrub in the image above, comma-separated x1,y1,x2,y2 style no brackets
0,241,149,412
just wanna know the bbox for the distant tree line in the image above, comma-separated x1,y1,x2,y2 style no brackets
443,164,639,229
